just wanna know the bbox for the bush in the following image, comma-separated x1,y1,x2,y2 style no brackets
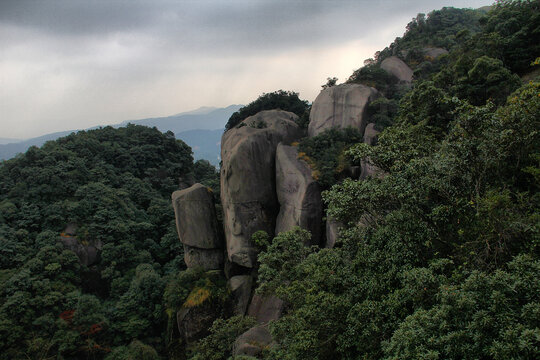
225,90,309,131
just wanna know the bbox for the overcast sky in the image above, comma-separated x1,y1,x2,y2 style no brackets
1,0,492,139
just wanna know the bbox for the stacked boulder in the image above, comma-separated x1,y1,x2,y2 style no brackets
172,183,223,270
220,110,303,269
172,83,386,352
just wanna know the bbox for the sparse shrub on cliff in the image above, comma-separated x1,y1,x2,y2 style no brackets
297,128,363,188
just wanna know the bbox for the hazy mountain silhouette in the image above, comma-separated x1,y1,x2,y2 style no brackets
0,105,241,161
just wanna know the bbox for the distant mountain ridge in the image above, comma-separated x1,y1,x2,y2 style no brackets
0,105,241,162
0,137,21,145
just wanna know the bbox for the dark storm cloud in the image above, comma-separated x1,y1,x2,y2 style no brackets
0,0,442,54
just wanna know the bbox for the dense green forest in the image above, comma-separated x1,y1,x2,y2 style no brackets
0,125,219,358
1,1,539,359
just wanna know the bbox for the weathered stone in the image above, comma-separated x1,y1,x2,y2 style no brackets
172,183,221,249
60,236,101,266
229,275,253,315
325,217,342,249
177,302,219,344
183,244,223,270
360,123,381,179
59,224,101,266
363,123,379,146
220,110,303,268
233,325,274,357
380,56,413,83
247,294,284,324
275,143,323,245
308,83,379,137
423,47,448,59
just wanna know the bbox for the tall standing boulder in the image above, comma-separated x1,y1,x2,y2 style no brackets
275,143,323,245
221,110,303,268
380,56,414,84
360,123,381,179
172,183,223,270
308,83,379,138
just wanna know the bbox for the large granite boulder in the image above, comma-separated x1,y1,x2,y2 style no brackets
360,123,381,179
233,325,274,357
423,47,448,59
172,183,221,249
172,183,223,270
177,302,218,344
308,84,379,138
363,123,379,146
229,275,253,315
275,143,323,245
220,110,303,268
183,245,223,270
60,224,101,266
247,294,285,324
234,294,284,357
380,56,413,83
325,217,341,249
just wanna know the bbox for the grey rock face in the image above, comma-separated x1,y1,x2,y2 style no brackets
275,143,323,245
59,224,101,266
423,47,448,59
234,295,284,356
233,325,274,357
183,244,223,270
177,302,218,344
172,183,223,270
172,183,221,249
380,56,413,83
247,294,285,324
220,110,303,268
308,83,379,137
325,217,342,248
229,275,253,315
60,236,101,266
360,123,381,179
363,123,379,146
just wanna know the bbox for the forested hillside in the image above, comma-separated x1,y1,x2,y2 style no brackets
0,125,219,358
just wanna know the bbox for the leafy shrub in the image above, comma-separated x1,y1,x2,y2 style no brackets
297,128,364,188
225,90,309,131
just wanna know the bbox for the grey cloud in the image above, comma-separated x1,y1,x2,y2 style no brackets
0,0,467,56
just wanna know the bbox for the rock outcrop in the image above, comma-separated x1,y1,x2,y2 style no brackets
229,275,253,315
325,217,341,248
220,110,303,268
363,123,379,146
172,183,223,270
360,123,381,179
233,325,274,357
177,302,218,344
247,294,285,324
233,294,284,357
308,83,379,138
275,143,323,245
60,224,101,266
380,56,413,84
423,47,448,59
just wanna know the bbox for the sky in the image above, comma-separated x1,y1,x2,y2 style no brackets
1,0,492,139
